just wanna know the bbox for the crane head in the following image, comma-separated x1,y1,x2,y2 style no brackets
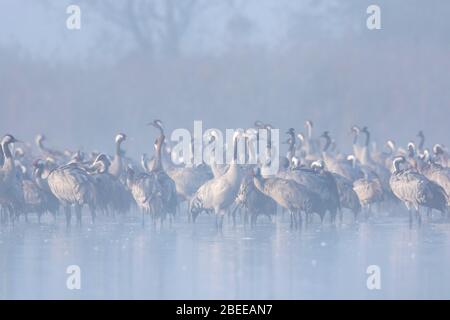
115,133,127,143
2,134,21,145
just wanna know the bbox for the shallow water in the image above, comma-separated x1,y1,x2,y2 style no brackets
1,211,450,300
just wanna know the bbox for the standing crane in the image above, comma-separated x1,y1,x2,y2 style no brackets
0,134,25,223
190,131,245,230
47,163,97,226
109,133,127,179
389,156,447,225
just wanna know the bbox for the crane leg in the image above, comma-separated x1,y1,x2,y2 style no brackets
90,206,96,224
293,211,298,230
244,210,249,227
75,205,82,227
0,207,5,224
251,213,257,228
297,210,302,230
416,208,422,225
405,202,413,228
9,206,16,225
215,210,225,231
65,206,71,227
232,210,236,228
289,210,294,229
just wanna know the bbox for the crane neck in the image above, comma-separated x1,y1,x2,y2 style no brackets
252,173,266,193
363,131,370,147
418,135,425,150
306,122,312,139
37,138,46,152
352,133,358,145
0,140,15,172
1,140,13,161
393,158,403,173
115,138,123,157
322,134,331,152
34,166,49,191
0,143,4,167
287,131,295,151
151,135,165,172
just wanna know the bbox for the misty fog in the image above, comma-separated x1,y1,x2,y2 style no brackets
1,0,449,158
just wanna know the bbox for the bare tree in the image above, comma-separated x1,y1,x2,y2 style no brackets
86,0,216,58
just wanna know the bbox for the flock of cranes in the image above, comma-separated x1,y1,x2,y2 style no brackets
0,120,449,230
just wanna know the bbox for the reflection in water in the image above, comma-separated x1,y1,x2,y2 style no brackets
1,213,450,299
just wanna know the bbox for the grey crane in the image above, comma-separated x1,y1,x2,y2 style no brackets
108,133,127,179
279,159,340,223
321,131,363,181
189,131,245,230
433,144,450,168
359,126,398,207
21,178,54,223
150,132,213,220
126,165,163,226
389,156,448,224
350,125,364,163
147,120,178,223
0,134,25,223
234,170,277,227
331,172,361,221
89,153,132,216
352,170,384,216
128,121,177,227
47,162,97,226
35,134,67,163
253,167,324,229
32,159,60,222
417,157,450,208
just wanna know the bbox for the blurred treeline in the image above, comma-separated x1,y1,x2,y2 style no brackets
0,0,449,157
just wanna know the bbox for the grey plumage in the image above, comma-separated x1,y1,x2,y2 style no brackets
279,160,340,222
190,131,245,229
235,170,277,227
332,173,361,219
417,159,450,207
390,156,448,223
89,153,132,215
253,167,325,228
353,172,384,209
47,163,97,226
0,134,25,223
109,133,127,179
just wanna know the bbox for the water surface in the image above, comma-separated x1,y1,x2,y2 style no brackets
1,212,449,299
